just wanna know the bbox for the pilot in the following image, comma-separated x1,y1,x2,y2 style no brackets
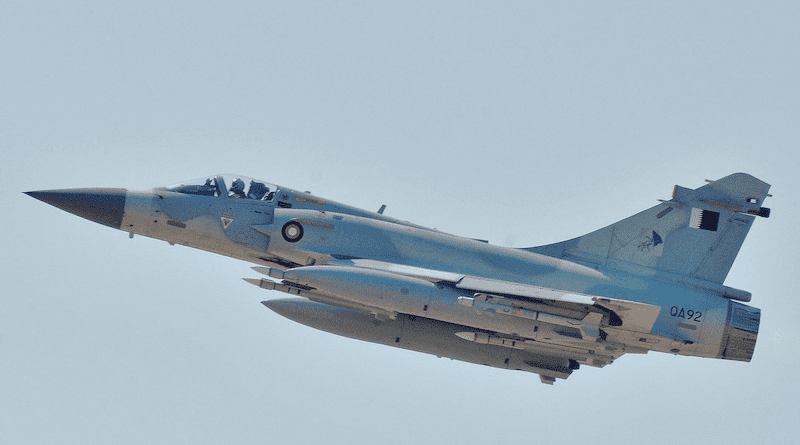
229,178,246,198
247,181,268,200
199,178,217,196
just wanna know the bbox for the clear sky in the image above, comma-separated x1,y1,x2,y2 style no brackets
2,2,799,444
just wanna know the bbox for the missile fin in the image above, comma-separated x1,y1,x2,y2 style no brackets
243,277,277,290
252,266,285,280
579,312,603,339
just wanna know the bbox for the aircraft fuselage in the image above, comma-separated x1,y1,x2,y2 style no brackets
27,173,766,383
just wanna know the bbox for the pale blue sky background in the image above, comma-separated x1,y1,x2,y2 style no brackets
2,2,799,444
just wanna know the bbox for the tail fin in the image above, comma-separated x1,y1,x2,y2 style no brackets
527,173,771,284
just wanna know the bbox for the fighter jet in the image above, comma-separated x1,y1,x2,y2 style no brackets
26,173,770,384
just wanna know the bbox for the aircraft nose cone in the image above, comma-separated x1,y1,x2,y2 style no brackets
25,188,127,229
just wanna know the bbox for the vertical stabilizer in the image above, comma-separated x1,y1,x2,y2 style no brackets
527,173,771,284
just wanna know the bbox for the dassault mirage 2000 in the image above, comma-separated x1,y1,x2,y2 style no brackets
26,173,770,384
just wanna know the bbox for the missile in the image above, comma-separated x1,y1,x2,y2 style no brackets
242,277,303,295
455,331,533,349
252,266,285,280
245,265,604,343
457,294,603,339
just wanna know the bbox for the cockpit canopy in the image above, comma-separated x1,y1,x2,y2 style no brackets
162,174,278,201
